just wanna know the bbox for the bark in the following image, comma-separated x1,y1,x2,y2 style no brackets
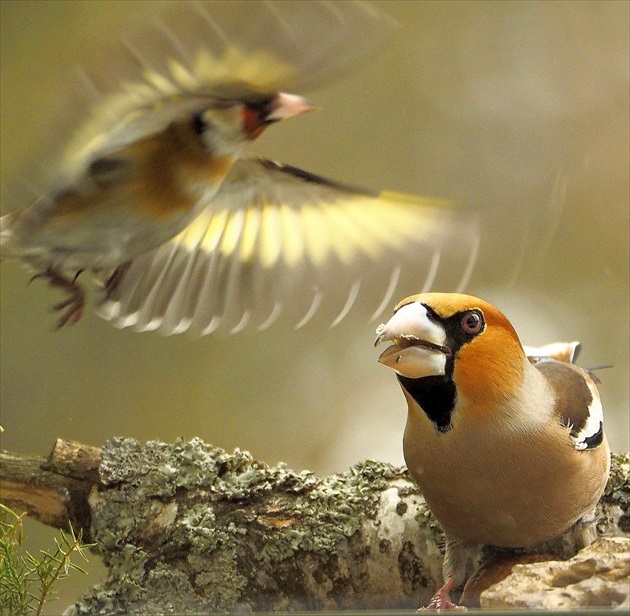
0,438,628,614
0,439,100,539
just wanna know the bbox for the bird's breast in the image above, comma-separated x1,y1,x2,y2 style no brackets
128,137,235,220
403,403,610,548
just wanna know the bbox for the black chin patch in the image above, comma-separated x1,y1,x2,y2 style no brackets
398,374,456,433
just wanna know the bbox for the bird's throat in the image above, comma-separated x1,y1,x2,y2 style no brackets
398,374,456,433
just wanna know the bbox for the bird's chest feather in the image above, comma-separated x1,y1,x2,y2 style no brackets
123,128,235,221
402,398,608,548
56,122,234,226
19,127,236,270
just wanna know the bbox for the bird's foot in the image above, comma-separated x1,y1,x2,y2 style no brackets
31,267,86,328
419,579,467,612
103,261,131,299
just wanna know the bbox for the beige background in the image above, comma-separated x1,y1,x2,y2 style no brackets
1,1,628,611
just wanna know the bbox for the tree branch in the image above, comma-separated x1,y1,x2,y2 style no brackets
1,438,628,613
0,440,100,539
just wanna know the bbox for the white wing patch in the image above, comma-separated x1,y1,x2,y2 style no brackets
571,379,604,451
529,348,605,451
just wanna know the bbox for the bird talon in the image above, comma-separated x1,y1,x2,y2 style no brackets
53,293,85,328
55,305,84,329
29,272,45,284
419,579,467,612
31,268,86,328
419,598,467,612
52,295,81,312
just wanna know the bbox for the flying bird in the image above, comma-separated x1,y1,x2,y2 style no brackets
375,292,609,609
0,1,478,335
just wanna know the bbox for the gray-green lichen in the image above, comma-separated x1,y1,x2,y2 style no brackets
602,452,630,534
70,438,423,614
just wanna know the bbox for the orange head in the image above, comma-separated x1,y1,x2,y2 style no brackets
375,293,526,431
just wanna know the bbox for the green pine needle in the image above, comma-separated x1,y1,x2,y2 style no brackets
0,505,95,616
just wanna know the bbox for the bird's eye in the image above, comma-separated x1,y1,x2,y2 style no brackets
192,113,207,135
461,310,483,334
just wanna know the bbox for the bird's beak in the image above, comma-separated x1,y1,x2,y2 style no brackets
243,92,314,140
266,92,315,122
374,302,451,378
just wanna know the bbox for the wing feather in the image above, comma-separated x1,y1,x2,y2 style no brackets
98,158,479,335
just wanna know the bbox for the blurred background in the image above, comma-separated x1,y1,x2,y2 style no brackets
1,1,628,612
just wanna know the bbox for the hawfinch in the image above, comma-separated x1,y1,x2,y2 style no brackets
0,1,477,334
375,292,610,609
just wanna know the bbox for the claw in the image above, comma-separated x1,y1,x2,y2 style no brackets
29,271,47,284
31,267,86,328
54,299,84,328
420,578,467,612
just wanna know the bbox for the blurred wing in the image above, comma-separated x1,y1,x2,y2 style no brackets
29,1,397,192
97,158,479,335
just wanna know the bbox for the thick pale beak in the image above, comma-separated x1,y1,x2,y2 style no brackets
374,302,450,378
266,92,315,122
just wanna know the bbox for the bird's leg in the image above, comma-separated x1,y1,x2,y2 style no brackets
422,577,467,611
420,536,469,611
103,261,131,298
30,267,86,328
570,507,598,550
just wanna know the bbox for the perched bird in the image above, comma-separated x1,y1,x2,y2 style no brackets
375,292,610,609
0,1,478,335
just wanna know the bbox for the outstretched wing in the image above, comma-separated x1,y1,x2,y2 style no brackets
98,158,479,335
